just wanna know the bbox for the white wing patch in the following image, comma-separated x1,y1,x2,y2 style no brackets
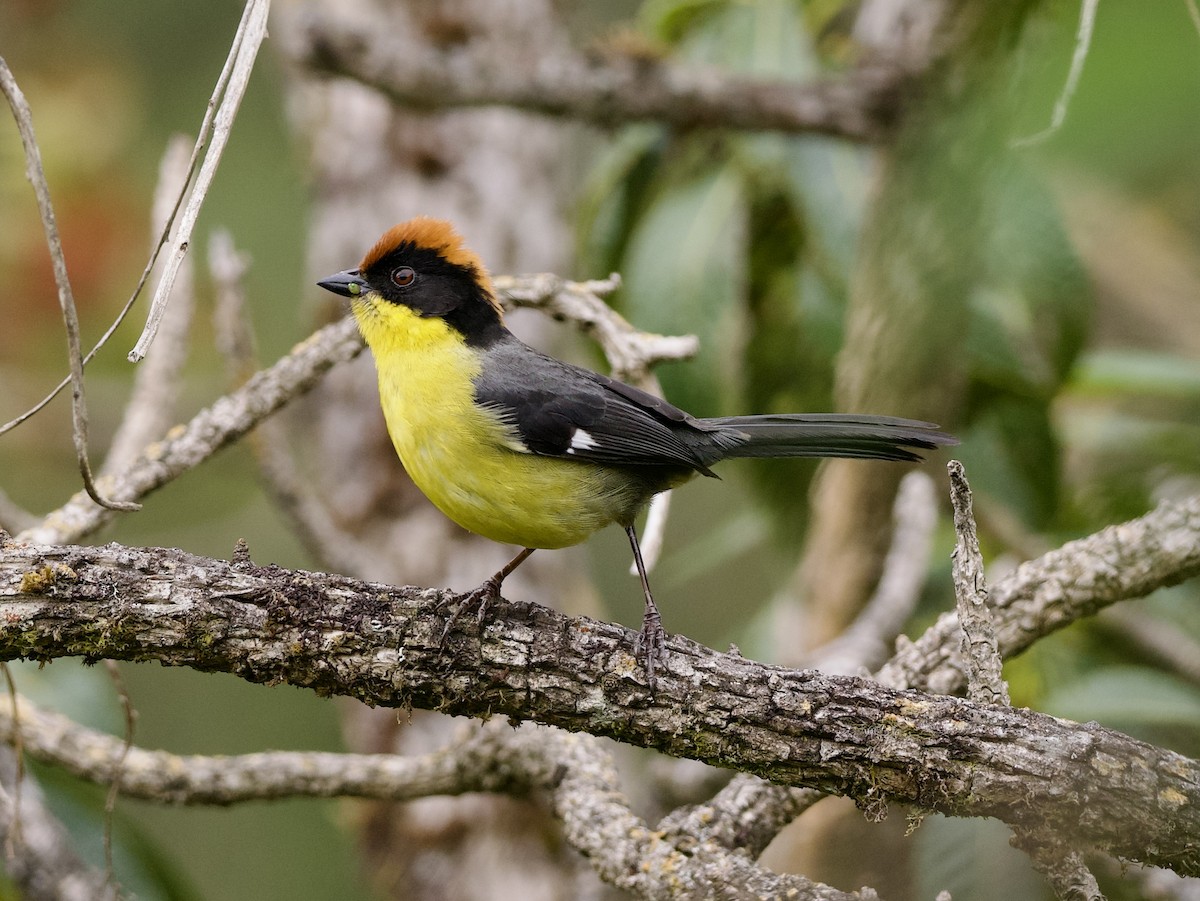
566,429,599,454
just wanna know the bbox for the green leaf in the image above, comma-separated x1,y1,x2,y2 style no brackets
955,396,1061,528
643,0,816,78
576,125,666,277
1042,665,1200,747
1070,349,1200,398
618,166,748,414
914,815,1047,901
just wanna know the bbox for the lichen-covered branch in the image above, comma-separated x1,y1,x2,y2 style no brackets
0,540,1197,876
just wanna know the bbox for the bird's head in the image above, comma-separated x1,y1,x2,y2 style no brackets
317,217,505,347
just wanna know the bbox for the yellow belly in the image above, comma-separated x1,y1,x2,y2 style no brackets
356,300,639,549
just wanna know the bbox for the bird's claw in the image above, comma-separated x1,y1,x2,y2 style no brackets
635,608,667,691
438,577,501,647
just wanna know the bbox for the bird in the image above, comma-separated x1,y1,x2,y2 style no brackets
318,217,956,685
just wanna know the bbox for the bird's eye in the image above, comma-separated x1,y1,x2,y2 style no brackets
391,266,416,289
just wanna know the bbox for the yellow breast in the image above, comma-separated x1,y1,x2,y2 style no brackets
353,297,634,549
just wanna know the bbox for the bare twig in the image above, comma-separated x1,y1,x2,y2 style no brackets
1014,0,1099,146
103,136,196,473
129,0,271,362
0,58,136,514
496,273,697,383
17,316,366,546
947,461,1009,705
636,491,671,573
0,1,264,437
294,12,907,142
879,493,1200,696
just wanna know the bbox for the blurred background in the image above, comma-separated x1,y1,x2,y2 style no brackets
1,0,1199,898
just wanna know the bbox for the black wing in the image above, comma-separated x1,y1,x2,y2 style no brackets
474,336,721,474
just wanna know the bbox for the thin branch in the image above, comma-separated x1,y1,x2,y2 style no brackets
878,492,1200,695
292,12,908,142
0,58,136,514
1,665,22,854
0,697,871,901
1188,0,1200,38
496,273,697,383
1014,0,1099,146
1,543,1198,875
947,461,1009,705
129,0,271,362
17,316,366,546
0,0,267,437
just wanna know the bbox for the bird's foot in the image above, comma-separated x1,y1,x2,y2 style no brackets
635,608,667,691
438,577,501,647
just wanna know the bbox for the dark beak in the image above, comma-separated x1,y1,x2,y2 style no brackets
317,269,369,298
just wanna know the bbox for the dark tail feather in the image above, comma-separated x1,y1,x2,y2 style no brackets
702,413,958,464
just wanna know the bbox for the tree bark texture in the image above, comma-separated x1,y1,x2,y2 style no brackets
1,540,1198,878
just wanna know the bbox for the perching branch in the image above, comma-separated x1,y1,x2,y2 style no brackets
291,9,908,142
648,488,1200,863
0,541,1198,876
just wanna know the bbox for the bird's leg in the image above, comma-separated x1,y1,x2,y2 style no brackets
626,525,666,689
440,547,536,645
